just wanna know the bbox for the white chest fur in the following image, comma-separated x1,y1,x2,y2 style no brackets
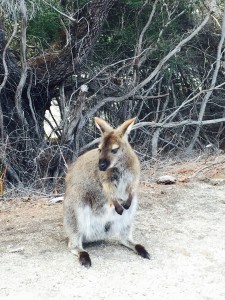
77,195,137,243
114,170,134,201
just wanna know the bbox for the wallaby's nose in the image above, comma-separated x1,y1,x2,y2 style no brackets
99,159,109,171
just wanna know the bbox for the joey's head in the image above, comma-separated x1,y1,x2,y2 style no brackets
94,117,136,171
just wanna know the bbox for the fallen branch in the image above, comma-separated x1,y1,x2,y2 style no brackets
133,117,225,130
191,157,225,178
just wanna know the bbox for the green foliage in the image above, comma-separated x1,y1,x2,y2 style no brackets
125,0,144,8
27,7,62,50
93,1,144,62
93,0,197,65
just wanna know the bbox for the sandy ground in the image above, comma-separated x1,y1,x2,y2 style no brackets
0,155,225,300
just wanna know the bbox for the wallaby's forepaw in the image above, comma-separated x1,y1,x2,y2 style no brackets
135,244,150,260
113,200,124,215
122,201,131,210
115,204,124,215
122,193,132,210
79,251,92,268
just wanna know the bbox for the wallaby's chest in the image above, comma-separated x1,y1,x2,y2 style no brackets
110,168,132,200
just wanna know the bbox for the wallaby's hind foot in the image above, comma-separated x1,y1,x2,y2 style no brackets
67,238,92,268
79,251,92,268
135,244,150,259
120,235,150,260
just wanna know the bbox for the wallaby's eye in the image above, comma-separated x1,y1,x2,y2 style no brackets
111,147,119,154
98,148,102,153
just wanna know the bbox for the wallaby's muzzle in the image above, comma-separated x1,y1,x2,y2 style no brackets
99,158,110,171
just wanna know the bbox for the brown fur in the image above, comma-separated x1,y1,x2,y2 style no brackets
63,117,150,267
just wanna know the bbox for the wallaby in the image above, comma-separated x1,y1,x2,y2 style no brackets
63,117,150,268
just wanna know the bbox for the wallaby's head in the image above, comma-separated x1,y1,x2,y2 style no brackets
94,117,136,171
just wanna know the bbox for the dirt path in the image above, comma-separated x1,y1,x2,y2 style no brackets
0,156,225,300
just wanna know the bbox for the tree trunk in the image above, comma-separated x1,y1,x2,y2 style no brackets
0,0,116,185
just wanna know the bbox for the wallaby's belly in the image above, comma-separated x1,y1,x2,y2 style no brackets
77,196,138,242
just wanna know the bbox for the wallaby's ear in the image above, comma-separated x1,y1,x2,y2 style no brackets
116,117,136,137
95,117,113,135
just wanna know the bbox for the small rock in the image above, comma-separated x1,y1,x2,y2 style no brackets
156,175,176,185
8,247,24,253
48,196,64,204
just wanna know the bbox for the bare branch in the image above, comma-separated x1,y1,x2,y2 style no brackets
187,3,225,152
14,0,29,127
41,0,76,22
82,10,212,122
134,117,225,130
